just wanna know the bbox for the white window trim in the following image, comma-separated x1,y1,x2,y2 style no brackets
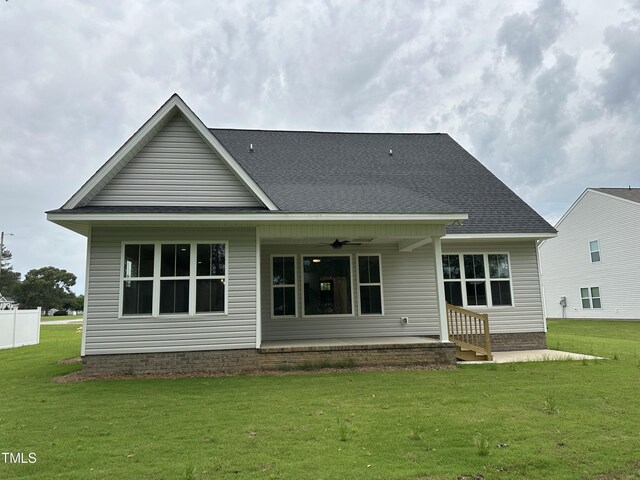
588,240,601,263
356,253,384,316
270,254,298,319
119,241,229,318
301,253,355,318
580,286,602,309
441,252,515,309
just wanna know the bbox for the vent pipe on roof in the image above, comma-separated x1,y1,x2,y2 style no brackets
389,148,393,157
249,143,254,153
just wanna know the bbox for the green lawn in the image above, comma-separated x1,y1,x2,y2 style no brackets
0,321,638,479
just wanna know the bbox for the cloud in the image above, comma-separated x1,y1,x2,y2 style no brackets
466,53,579,190
0,0,639,292
599,19,640,114
497,0,573,76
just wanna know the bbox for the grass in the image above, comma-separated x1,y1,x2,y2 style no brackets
0,320,638,479
542,393,560,415
473,433,491,457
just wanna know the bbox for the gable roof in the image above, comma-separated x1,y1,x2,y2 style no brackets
210,129,555,234
62,94,278,211
52,95,555,236
592,188,640,205
551,187,640,233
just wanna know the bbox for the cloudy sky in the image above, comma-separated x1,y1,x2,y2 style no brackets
1,0,639,293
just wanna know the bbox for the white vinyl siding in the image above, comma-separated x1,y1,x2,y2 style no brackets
87,113,263,207
261,243,440,340
442,241,545,334
85,226,256,355
261,239,543,340
539,189,640,319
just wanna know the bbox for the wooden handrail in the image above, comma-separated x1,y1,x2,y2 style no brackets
446,303,492,360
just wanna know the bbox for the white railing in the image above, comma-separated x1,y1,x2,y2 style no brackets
0,308,41,350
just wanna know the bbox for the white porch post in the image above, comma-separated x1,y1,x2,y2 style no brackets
80,227,91,356
255,227,262,348
256,227,262,348
432,235,449,343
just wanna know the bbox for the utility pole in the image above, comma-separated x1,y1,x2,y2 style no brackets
0,231,14,291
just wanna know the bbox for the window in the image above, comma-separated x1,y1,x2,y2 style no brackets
441,253,513,308
442,254,463,306
272,256,296,317
580,287,602,309
464,254,487,306
120,242,227,317
122,244,154,315
160,244,190,314
358,255,383,315
196,244,226,313
303,256,352,315
589,240,601,262
488,254,512,306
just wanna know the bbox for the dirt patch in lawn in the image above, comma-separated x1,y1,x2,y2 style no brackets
57,356,81,365
595,460,640,479
52,363,456,383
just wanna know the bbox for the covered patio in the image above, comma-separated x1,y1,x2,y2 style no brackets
256,222,459,352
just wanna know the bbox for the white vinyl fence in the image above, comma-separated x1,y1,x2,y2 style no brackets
0,309,41,350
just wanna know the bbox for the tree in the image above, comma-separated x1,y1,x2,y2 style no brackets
0,247,21,297
64,294,84,312
16,267,77,311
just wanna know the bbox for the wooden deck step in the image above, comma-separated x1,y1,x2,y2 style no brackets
456,346,491,362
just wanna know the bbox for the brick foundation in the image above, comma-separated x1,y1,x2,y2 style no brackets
82,341,457,376
489,332,547,351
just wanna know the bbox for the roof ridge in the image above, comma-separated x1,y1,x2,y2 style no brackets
209,127,446,135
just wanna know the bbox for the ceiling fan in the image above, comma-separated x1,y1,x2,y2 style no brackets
319,239,363,249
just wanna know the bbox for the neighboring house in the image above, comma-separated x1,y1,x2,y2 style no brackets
539,188,640,320
0,293,17,310
47,94,556,375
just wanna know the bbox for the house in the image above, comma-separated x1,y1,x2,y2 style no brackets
0,293,17,310
47,94,556,375
538,188,640,320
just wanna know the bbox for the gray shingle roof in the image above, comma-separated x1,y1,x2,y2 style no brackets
210,129,555,234
593,188,640,205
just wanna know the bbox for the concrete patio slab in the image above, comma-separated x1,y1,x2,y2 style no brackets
465,349,602,364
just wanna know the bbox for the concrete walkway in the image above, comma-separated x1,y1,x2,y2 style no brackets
488,349,601,363
41,319,83,325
